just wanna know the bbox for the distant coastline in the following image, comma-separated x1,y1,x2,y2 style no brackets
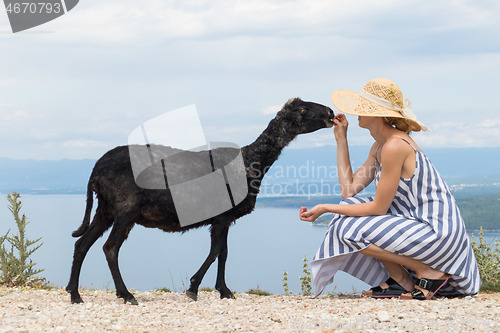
2,145,500,196
1,190,499,231
257,194,500,231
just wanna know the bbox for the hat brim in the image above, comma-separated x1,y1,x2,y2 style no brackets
331,90,426,132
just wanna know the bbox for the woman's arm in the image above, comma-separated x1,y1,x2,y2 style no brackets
300,139,407,221
334,115,378,198
339,143,379,198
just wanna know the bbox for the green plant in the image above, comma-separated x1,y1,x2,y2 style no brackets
0,192,44,286
154,287,172,293
326,284,338,296
282,270,291,295
300,256,312,296
199,286,215,292
471,227,500,292
247,287,271,296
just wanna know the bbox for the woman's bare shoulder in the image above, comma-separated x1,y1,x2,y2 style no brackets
381,136,413,158
387,135,424,153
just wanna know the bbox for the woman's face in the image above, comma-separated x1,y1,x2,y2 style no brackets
358,116,370,129
358,116,382,130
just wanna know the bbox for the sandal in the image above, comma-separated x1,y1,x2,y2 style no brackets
361,278,389,297
362,277,410,298
400,275,450,300
361,285,383,297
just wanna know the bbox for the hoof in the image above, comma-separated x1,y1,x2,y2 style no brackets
67,289,84,304
71,296,84,304
220,291,236,300
124,297,139,305
117,291,139,305
186,290,198,301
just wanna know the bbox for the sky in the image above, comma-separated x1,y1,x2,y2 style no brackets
1,0,500,160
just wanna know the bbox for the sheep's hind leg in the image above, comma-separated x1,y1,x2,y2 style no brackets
215,225,234,299
103,220,138,305
186,223,228,301
66,208,111,304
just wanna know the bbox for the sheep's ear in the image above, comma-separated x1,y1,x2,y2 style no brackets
276,103,303,123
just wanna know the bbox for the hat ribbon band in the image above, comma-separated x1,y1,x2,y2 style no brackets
359,89,430,131
359,89,416,120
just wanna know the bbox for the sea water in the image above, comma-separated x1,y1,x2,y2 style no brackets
0,194,497,295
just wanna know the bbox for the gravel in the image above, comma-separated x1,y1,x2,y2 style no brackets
1,287,499,332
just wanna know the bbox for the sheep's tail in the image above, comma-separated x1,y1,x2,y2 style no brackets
71,181,94,238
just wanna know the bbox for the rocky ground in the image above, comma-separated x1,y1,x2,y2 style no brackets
0,287,499,332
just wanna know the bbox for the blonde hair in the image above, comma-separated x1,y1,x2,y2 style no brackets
383,117,414,134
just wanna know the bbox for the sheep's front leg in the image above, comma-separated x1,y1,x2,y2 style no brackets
215,225,234,299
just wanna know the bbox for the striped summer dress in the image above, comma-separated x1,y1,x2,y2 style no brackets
311,137,481,297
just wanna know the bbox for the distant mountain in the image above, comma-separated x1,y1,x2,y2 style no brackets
0,145,499,195
272,145,500,179
256,194,500,230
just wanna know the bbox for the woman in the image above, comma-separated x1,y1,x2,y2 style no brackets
300,78,480,300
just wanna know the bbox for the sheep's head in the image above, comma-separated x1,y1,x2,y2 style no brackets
277,97,335,134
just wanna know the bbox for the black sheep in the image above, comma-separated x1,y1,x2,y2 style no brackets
66,98,334,304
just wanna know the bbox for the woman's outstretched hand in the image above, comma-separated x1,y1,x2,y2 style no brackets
333,114,348,142
300,205,326,222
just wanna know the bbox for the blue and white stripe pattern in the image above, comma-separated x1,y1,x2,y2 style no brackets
311,143,481,297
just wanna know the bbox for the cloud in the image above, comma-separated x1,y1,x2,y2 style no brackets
413,118,500,147
479,119,500,128
0,109,28,120
287,130,337,150
203,124,267,146
261,105,281,115
1,0,500,159
29,0,499,57
61,139,109,149
40,0,356,43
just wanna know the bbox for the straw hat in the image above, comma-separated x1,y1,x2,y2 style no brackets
331,78,430,132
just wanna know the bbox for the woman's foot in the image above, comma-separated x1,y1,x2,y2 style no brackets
361,279,389,297
362,274,413,298
400,272,450,300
